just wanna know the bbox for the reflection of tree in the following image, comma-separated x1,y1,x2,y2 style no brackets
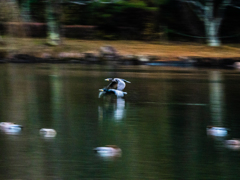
28,66,63,179
120,104,173,179
0,65,55,179
6,65,28,125
169,70,228,180
50,67,64,130
209,71,224,126
112,73,173,178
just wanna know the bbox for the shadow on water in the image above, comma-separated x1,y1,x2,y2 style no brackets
0,64,240,179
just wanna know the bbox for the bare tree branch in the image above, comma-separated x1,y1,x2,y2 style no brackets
230,5,240,9
180,0,205,10
178,0,239,46
69,1,89,5
215,0,232,31
179,0,205,20
68,0,121,5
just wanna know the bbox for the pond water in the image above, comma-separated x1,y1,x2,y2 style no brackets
0,64,240,180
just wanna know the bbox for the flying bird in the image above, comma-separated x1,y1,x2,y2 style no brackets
105,78,131,91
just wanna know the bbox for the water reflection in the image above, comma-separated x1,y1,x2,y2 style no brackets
114,98,125,121
1,65,240,179
209,71,225,127
208,71,229,146
98,96,126,122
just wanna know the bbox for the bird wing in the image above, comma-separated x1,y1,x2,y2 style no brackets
99,91,105,98
106,81,118,89
121,79,131,83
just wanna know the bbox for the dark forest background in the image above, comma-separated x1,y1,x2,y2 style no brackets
1,0,240,43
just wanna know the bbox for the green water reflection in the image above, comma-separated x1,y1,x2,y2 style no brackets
0,64,240,180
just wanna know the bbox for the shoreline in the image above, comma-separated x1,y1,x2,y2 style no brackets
0,53,238,69
1,38,240,68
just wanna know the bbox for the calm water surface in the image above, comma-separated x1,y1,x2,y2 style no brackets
0,64,240,180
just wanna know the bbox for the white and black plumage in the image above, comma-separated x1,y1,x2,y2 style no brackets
0,122,23,130
225,139,240,150
39,128,57,138
99,88,127,98
93,145,122,157
105,78,131,91
206,126,229,137
0,122,23,134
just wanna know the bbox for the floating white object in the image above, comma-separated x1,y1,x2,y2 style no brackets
0,122,22,130
225,139,240,145
39,128,57,138
0,122,22,134
225,139,240,150
94,145,122,157
206,126,229,137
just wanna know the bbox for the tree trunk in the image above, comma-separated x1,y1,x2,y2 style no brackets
46,0,60,46
20,0,31,22
205,20,221,46
204,1,221,46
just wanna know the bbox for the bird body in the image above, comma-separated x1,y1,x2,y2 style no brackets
0,122,22,134
99,88,127,98
225,139,240,145
94,145,122,157
0,122,22,130
40,128,57,138
206,126,229,137
225,139,240,150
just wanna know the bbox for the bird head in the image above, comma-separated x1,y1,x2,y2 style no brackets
99,88,108,92
105,78,113,81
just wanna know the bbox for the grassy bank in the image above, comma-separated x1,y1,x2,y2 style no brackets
1,38,240,59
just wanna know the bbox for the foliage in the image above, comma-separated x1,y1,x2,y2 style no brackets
30,1,45,22
6,0,239,43
0,1,12,22
60,1,159,39
0,0,20,22
11,0,170,40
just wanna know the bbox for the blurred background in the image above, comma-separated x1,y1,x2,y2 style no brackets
1,0,240,47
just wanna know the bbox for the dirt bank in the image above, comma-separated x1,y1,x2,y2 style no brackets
1,38,240,68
